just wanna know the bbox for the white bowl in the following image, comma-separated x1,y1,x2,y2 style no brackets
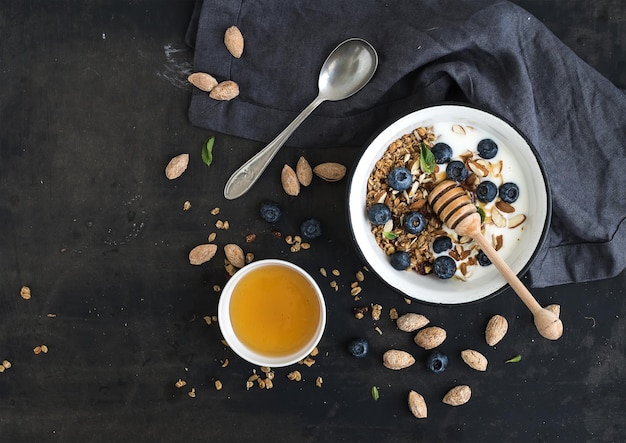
347,104,551,305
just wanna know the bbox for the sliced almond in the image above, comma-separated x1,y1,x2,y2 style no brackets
495,200,516,213
452,124,466,135
467,160,489,177
508,214,526,229
490,207,507,228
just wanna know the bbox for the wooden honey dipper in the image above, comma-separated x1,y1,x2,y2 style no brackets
428,180,563,340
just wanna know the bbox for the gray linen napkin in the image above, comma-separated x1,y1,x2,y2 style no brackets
185,0,626,288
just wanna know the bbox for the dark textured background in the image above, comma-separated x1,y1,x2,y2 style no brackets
0,1,624,442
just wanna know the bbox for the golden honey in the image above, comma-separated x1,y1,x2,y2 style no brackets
229,264,321,357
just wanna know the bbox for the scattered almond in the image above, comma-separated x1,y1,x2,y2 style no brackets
224,26,244,58
408,390,427,418
189,244,218,265
443,385,471,406
414,326,446,350
209,80,239,101
313,162,347,182
396,313,430,332
382,349,415,370
461,349,488,371
485,314,508,346
20,286,31,300
224,244,245,268
281,164,300,196
495,200,515,213
508,213,526,229
296,156,313,186
187,72,218,92
491,207,507,228
165,153,189,180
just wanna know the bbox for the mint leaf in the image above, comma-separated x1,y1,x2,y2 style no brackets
383,231,398,240
371,386,379,401
505,354,522,363
420,142,435,174
476,206,486,224
202,136,215,166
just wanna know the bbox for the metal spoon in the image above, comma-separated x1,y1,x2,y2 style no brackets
223,38,378,200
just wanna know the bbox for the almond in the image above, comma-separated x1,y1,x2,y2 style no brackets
485,314,508,346
461,349,488,371
209,80,239,101
443,385,471,406
508,213,526,229
187,72,218,92
396,313,430,332
165,153,189,180
224,25,244,58
495,200,516,213
281,164,300,196
414,326,446,350
408,391,427,418
382,349,415,370
224,244,245,268
491,207,507,228
296,156,313,186
189,244,217,265
313,162,347,182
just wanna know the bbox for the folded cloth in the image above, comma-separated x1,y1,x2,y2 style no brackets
186,0,626,288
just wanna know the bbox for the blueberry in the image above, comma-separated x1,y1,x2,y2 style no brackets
425,351,449,373
347,338,369,358
432,236,453,253
499,182,520,203
259,200,282,223
475,181,498,203
446,160,469,182
477,138,499,159
300,218,322,239
367,203,392,225
387,167,413,191
433,255,456,279
390,251,411,270
431,142,453,164
477,250,492,266
403,212,427,235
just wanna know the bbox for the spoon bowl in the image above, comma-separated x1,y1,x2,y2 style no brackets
223,38,378,200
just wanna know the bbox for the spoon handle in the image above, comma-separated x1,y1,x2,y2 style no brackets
223,95,326,200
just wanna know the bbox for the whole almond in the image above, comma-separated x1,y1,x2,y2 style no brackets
296,156,313,187
408,390,427,419
224,25,244,58
224,244,245,268
413,326,446,350
313,162,347,182
209,80,240,101
188,72,218,92
396,313,430,332
382,349,415,370
443,385,471,406
189,244,218,265
165,153,189,180
281,164,300,196
461,349,488,371
485,314,508,346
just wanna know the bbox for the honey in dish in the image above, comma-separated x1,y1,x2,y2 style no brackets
229,264,321,357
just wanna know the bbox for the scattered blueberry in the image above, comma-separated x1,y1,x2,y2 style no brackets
259,200,282,223
499,182,520,203
403,212,427,235
300,218,322,239
432,236,453,253
390,251,411,270
387,167,413,191
477,138,499,159
367,203,392,225
446,160,469,182
347,338,369,358
475,181,498,203
433,255,456,279
477,250,492,266
431,142,453,164
425,351,449,373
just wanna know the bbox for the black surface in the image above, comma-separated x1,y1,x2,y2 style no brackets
0,1,624,442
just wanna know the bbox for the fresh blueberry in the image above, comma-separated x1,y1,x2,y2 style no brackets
477,138,499,159
347,338,369,358
387,167,413,191
367,203,392,225
477,250,492,266
499,182,520,203
300,218,322,239
425,351,449,373
433,255,456,279
431,142,453,164
432,236,453,253
446,160,469,182
390,251,411,270
403,212,427,235
475,181,498,203
259,200,282,223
